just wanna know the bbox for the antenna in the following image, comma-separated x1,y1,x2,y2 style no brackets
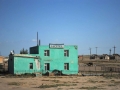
39,39,40,45
37,32,38,46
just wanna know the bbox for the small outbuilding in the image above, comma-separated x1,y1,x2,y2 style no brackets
105,55,109,60
8,54,40,74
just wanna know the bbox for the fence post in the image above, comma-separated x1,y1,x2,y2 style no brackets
95,65,96,76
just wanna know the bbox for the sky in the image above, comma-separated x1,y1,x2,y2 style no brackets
0,0,120,56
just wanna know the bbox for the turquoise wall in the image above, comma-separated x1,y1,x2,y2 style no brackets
30,45,78,74
14,57,40,74
8,54,40,74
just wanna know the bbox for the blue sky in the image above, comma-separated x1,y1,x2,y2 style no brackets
0,0,120,56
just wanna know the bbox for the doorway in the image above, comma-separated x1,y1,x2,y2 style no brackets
44,63,50,71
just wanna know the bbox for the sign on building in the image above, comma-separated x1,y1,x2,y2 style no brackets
49,44,64,49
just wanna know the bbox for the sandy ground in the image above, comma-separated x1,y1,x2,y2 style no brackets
0,75,120,90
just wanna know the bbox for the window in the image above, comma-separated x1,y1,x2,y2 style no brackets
29,63,33,69
44,63,50,71
64,50,69,57
44,50,50,56
64,63,69,70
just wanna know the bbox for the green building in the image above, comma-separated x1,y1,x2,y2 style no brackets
8,44,78,75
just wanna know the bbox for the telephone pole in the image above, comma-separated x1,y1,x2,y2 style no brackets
95,47,98,55
89,48,91,60
113,46,116,54
109,49,111,55
89,48,91,56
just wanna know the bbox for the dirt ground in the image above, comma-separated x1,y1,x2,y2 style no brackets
0,58,120,90
0,75,120,90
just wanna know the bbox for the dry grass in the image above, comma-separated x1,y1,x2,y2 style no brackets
36,83,77,88
8,82,25,86
1,72,120,90
79,86,104,90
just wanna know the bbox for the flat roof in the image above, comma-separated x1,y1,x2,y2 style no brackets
13,54,39,59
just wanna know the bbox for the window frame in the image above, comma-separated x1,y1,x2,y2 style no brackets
64,50,69,57
64,63,69,70
44,50,50,56
29,63,33,69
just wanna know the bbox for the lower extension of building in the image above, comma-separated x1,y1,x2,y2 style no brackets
8,44,78,75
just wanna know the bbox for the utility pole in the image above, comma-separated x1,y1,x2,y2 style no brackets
89,48,91,60
113,46,116,54
95,47,98,55
89,48,91,56
109,49,111,55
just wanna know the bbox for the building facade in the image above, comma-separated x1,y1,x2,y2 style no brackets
0,56,4,64
8,44,78,75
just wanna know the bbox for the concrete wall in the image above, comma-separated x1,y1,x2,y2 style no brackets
14,56,40,74
30,46,39,54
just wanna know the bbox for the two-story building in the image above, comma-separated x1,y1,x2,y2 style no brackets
8,44,78,75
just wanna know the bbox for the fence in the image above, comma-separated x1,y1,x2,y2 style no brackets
79,65,120,76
